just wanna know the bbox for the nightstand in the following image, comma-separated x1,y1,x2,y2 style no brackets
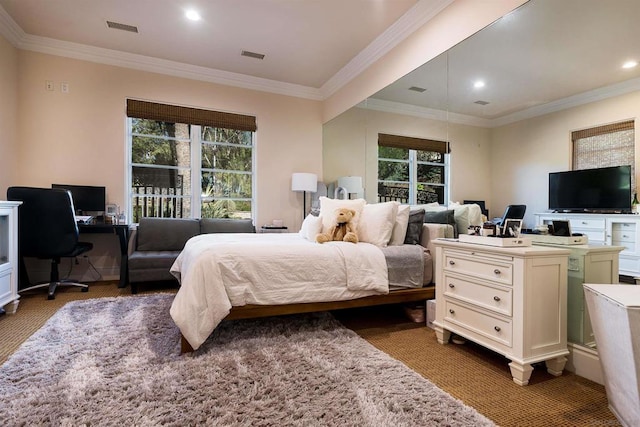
260,226,288,233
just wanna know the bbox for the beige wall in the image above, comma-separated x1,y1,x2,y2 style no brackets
0,33,18,194
491,90,640,227
323,106,492,205
15,51,323,231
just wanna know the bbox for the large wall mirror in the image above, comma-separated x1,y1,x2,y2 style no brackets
323,0,640,350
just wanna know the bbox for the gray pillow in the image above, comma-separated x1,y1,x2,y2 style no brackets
424,209,458,237
404,209,425,245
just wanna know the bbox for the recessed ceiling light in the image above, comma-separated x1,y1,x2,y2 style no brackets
622,60,638,69
473,80,486,89
185,9,201,21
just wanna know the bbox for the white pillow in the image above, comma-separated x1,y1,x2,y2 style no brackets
358,201,399,247
448,203,483,234
413,202,446,212
318,196,366,234
389,204,410,246
299,214,323,241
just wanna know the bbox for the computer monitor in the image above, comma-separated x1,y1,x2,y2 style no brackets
52,184,106,215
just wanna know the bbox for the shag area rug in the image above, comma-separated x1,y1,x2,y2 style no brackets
0,294,495,426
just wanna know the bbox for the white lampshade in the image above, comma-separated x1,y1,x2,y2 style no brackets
337,176,363,193
291,173,318,192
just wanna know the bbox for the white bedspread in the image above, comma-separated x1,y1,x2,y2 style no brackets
169,233,389,350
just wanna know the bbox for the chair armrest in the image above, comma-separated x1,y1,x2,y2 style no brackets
127,228,138,256
420,223,454,256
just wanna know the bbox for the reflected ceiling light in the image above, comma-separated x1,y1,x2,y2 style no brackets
622,60,638,69
185,9,201,21
473,80,486,89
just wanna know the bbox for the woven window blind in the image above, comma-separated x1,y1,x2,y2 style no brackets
572,120,635,192
126,99,257,132
378,133,450,153
572,121,634,170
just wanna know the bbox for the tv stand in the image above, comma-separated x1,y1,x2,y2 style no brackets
536,212,640,278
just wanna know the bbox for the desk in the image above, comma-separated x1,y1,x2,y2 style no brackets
78,222,130,288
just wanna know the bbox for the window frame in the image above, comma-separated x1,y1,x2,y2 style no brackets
377,142,450,205
126,119,256,223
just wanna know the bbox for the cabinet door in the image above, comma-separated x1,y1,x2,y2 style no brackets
606,219,639,255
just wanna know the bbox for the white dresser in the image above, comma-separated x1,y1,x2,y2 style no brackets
432,239,570,385
535,213,640,278
0,201,21,314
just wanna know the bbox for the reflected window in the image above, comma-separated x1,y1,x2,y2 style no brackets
127,100,256,223
377,133,449,205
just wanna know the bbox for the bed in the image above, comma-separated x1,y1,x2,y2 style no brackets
170,232,435,352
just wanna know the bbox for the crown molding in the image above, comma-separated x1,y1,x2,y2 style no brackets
0,1,446,102
360,98,492,128
17,33,325,100
320,0,454,98
492,76,640,127
0,5,24,45
364,76,640,129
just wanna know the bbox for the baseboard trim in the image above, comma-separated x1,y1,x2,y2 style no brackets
565,342,603,385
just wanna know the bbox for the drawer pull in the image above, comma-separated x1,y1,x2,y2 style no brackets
449,260,455,265
582,221,587,225
494,269,501,275
623,235,629,238
494,326,501,332
448,283,455,288
493,296,501,302
449,309,455,314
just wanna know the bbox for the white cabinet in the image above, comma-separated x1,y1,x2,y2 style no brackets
536,213,640,278
0,201,21,314
433,239,570,386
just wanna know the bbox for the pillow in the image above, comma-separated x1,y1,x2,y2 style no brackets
413,202,446,212
389,204,410,246
299,214,323,241
404,209,425,245
358,202,399,247
448,203,483,235
424,209,458,237
318,196,366,234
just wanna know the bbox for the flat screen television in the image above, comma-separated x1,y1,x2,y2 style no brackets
52,184,106,214
548,166,632,213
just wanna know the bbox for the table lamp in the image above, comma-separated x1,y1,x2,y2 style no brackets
292,173,317,219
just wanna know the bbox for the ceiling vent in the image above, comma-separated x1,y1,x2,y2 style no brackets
106,20,139,33
241,50,266,60
408,86,427,93
474,100,490,105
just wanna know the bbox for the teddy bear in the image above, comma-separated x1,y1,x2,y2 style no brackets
315,208,359,244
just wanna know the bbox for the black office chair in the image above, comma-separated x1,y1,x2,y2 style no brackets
493,204,527,226
7,186,93,300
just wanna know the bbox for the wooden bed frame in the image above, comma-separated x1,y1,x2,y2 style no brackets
180,286,435,353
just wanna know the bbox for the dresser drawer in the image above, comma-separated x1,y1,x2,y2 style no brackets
444,300,513,348
443,274,513,316
443,250,513,286
569,218,605,230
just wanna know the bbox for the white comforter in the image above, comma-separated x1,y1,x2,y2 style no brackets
169,233,389,350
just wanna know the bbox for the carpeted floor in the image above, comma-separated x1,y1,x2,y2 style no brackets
0,281,620,426
0,293,493,426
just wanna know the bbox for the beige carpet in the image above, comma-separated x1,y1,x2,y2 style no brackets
0,281,620,426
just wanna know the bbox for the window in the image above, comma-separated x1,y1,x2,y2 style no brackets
377,133,450,204
572,120,635,193
126,100,256,223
